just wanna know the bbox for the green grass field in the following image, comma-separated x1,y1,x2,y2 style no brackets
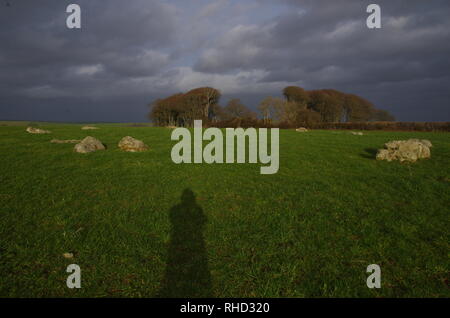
0,122,448,297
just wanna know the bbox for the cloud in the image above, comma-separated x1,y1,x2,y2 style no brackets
0,0,178,97
21,85,71,99
0,0,449,122
73,64,104,76
198,0,229,18
195,0,450,85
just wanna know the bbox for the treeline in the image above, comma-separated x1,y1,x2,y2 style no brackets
149,86,396,128
306,121,450,132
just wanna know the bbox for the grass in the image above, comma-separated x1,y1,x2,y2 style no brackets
0,121,449,297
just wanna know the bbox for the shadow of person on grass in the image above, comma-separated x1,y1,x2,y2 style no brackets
157,189,212,297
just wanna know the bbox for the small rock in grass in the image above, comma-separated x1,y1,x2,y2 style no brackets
63,253,74,259
26,127,51,134
81,126,99,130
74,136,106,153
118,136,149,152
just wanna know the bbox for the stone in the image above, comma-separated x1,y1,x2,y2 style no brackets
81,126,99,130
26,127,51,134
376,139,431,163
74,136,106,153
409,139,432,148
63,253,74,259
296,127,308,132
118,136,149,152
51,139,81,144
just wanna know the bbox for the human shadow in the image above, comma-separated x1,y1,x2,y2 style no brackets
156,189,212,297
360,148,378,159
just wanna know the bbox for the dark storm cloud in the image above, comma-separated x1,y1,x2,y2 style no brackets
0,0,449,122
0,0,180,121
0,0,176,90
193,0,450,121
195,1,450,84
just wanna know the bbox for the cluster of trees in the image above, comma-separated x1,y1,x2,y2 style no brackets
258,87,395,127
149,87,221,127
149,87,258,127
149,86,395,128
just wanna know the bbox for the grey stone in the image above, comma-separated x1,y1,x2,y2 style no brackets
118,136,149,152
376,139,431,162
74,136,106,153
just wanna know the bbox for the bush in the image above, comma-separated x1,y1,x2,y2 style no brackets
304,121,450,132
209,119,450,132
212,117,273,129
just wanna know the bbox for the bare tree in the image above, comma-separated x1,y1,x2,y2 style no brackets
258,97,277,124
224,99,256,119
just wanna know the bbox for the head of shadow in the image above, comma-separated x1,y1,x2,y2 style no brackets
157,188,212,297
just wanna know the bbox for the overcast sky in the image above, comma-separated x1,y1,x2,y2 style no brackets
0,0,449,122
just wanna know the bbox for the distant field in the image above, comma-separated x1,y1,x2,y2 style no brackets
0,122,449,297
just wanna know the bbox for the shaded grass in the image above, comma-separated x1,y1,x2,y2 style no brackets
0,123,449,297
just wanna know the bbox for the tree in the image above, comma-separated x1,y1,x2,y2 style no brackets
149,93,186,127
224,99,256,119
321,89,346,122
343,94,374,122
283,86,309,108
209,104,228,122
295,109,321,127
149,87,221,127
308,90,344,122
180,93,205,126
275,101,299,125
258,96,284,124
185,87,221,119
